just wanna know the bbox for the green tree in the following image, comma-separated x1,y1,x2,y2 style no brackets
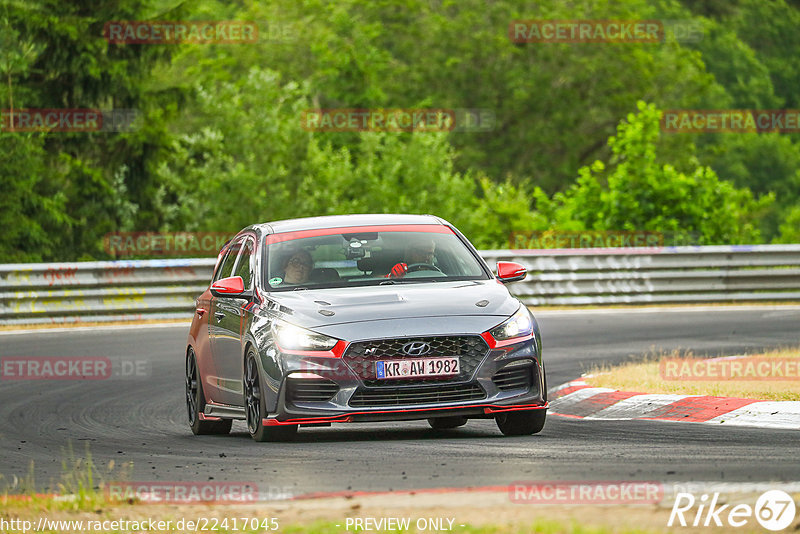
4,0,183,260
698,134,800,240
539,102,773,244
4,0,800,260
155,67,537,247
0,5,68,262
725,0,800,109
774,206,800,244
0,133,71,261
167,0,727,194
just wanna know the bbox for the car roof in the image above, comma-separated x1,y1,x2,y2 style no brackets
252,214,447,235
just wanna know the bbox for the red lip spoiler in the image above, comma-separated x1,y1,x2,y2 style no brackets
262,402,548,426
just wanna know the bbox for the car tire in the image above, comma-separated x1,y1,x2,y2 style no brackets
186,349,232,435
244,349,297,442
495,409,546,436
427,416,468,430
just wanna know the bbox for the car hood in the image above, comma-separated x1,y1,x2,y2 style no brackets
266,280,520,332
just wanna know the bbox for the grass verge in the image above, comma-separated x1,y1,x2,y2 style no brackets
0,496,701,534
584,347,800,401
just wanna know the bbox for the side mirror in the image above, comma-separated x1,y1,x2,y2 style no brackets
210,276,249,298
496,261,527,283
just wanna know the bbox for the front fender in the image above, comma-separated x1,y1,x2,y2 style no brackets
250,314,282,413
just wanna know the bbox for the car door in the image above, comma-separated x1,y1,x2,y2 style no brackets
210,236,255,406
207,240,241,404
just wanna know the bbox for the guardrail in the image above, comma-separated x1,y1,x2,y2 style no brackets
0,259,215,325
2,245,800,325
483,244,800,306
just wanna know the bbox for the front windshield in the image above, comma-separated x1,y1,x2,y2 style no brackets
263,227,489,291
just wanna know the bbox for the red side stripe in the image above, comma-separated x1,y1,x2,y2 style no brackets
266,224,453,244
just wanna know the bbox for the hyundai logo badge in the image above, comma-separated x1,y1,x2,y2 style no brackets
402,341,432,356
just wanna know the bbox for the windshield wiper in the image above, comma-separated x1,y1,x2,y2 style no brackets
382,278,443,285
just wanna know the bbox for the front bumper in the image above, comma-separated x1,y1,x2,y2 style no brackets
262,402,549,426
265,335,546,425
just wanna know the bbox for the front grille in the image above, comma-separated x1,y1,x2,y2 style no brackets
492,364,533,392
286,378,339,403
343,335,490,386
349,382,486,408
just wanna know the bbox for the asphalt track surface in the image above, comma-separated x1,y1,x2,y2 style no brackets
1,306,799,496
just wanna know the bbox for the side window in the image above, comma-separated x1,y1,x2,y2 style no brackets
233,238,254,289
214,240,241,282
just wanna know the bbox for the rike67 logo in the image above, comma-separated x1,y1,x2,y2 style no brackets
669,490,797,531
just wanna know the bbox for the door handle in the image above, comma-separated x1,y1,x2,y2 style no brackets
215,312,225,322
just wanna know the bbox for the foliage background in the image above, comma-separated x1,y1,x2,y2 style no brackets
1,0,798,261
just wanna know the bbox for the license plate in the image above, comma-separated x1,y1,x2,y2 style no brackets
376,357,460,379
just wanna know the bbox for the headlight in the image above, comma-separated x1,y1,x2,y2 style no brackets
490,306,533,341
272,320,339,351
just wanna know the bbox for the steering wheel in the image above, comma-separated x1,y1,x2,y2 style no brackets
405,263,442,273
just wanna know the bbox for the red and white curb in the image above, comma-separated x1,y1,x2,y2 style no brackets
549,380,800,430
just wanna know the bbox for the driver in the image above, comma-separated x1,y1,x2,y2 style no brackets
387,239,436,278
282,249,314,284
